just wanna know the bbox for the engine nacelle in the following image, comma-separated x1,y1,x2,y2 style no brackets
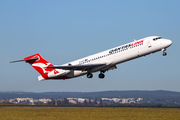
48,69,70,78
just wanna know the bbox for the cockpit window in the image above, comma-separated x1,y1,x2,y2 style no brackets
153,37,162,41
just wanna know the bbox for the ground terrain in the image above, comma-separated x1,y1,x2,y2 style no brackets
0,107,180,120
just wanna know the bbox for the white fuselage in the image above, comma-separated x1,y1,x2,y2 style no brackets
53,36,172,79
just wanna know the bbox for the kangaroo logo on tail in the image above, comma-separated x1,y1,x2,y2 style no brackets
24,54,59,79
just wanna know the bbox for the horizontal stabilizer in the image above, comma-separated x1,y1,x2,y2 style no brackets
9,58,38,63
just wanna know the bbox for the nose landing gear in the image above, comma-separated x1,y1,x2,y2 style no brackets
162,48,167,56
163,52,167,56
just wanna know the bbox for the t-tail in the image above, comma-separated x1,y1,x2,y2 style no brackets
9,54,59,81
24,54,56,80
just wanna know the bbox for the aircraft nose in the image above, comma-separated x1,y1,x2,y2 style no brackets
164,39,172,48
167,39,172,46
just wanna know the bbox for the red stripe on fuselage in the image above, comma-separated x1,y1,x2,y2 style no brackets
131,39,144,46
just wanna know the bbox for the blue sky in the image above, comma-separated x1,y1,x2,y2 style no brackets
1,0,180,92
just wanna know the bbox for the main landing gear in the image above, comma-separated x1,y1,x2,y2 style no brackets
87,73,93,78
99,73,105,79
162,48,167,56
99,71,105,79
87,71,105,79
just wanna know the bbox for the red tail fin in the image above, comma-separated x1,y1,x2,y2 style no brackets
24,54,55,79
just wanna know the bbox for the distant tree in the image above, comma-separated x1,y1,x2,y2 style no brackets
89,98,91,105
94,97,97,104
155,103,162,107
52,99,56,105
49,99,55,105
84,99,88,105
47,101,51,105
57,99,62,105
99,98,103,106
63,98,69,104
76,98,79,105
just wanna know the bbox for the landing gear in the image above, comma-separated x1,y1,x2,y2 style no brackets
99,73,105,79
99,71,105,79
87,71,106,79
163,52,167,56
162,48,167,56
87,73,93,78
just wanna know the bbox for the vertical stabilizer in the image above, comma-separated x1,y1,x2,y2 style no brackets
24,54,55,79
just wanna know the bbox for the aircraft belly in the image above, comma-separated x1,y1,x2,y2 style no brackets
66,71,86,78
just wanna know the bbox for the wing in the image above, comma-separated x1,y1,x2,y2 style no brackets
46,64,106,71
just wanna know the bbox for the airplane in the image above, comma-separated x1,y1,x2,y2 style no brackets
10,36,172,81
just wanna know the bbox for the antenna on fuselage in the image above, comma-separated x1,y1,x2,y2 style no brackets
134,39,136,42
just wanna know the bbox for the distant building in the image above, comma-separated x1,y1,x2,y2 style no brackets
38,98,51,104
77,98,86,103
102,98,136,104
69,99,76,104
29,99,39,105
9,99,16,103
15,98,32,104
137,98,143,102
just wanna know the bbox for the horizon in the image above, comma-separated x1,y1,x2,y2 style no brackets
1,89,180,93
